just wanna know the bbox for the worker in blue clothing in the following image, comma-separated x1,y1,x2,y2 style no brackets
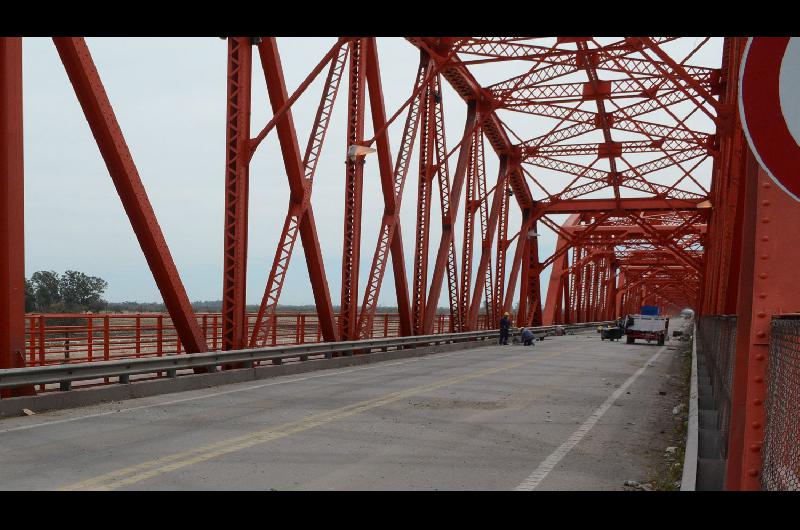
499,312,511,345
521,327,535,346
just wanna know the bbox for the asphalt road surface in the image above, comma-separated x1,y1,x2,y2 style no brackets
0,330,686,490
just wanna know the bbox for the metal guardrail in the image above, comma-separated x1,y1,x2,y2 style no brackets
0,322,608,394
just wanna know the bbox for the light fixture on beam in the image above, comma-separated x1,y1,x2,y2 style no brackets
348,144,376,161
527,230,541,238
696,200,712,209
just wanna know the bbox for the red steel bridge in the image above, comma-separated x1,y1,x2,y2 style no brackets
1,37,799,490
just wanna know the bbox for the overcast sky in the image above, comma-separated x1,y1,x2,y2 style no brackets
21,37,721,307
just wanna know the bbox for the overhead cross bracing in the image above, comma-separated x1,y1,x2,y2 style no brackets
1,36,721,375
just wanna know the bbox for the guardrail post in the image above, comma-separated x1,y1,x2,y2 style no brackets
119,374,130,384
299,314,306,344
59,381,71,392
102,316,110,380
135,314,141,357
38,315,45,368
156,316,164,377
87,316,93,362
103,315,110,362
271,314,277,346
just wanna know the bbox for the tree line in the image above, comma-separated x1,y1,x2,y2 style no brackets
25,270,108,313
24,270,419,314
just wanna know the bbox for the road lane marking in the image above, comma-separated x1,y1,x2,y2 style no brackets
60,349,571,491
514,345,667,491
0,343,509,435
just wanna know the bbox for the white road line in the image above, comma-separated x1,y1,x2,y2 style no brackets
0,341,515,435
514,345,667,491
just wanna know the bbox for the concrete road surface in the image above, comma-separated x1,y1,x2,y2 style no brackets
0,331,686,490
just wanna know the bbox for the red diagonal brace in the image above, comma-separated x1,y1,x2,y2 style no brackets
53,37,207,355
257,38,338,342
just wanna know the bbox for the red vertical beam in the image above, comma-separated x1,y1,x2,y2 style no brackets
542,215,579,325
516,227,531,326
53,37,207,354
257,38,338,343
725,151,759,489
339,38,367,341
726,157,800,489
0,38,34,396
467,156,508,328
422,100,477,334
218,37,252,351
503,213,532,316
606,262,618,320
411,83,435,334
527,223,544,326
493,179,510,320
459,130,479,329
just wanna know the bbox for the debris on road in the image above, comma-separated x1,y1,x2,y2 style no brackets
20,408,35,416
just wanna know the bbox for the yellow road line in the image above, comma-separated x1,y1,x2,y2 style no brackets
60,348,570,490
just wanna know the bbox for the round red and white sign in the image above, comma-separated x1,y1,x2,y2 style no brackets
739,37,800,201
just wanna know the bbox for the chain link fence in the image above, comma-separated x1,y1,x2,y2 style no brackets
697,315,738,458
762,316,800,491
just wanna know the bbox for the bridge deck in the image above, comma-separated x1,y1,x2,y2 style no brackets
0,331,687,490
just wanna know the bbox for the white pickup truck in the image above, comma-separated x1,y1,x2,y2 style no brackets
623,314,669,345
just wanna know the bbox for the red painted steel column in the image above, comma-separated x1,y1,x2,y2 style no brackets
527,224,544,327
411,82,435,334
467,156,508,328
422,100,477,334
0,38,34,396
727,156,800,489
493,179,510,320
53,38,207,355
503,213,533,317
339,38,367,341
219,37,252,351
542,214,580,324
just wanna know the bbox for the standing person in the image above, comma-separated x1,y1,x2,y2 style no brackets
521,327,535,346
499,312,511,345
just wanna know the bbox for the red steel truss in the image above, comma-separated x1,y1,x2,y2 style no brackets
4,36,797,489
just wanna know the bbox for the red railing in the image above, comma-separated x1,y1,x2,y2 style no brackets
24,312,492,367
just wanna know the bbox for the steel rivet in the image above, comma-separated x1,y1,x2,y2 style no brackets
762,200,771,207
761,218,770,223
752,421,761,429
757,311,766,318
755,353,765,360
755,376,764,383
762,182,771,188
750,444,761,452
754,399,762,406
747,469,758,477
759,273,767,279
761,236,769,242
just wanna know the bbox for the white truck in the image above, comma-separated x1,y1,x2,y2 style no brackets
623,314,669,345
